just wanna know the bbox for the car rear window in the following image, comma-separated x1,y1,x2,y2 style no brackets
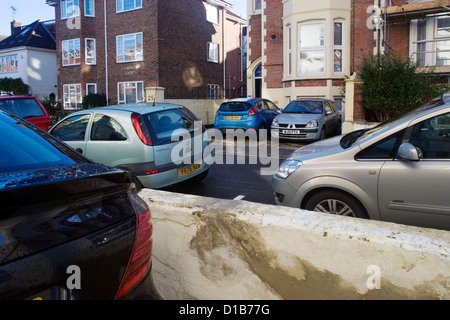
219,102,252,112
0,113,76,174
141,107,201,145
0,98,45,118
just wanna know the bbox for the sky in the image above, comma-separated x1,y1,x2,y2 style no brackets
0,0,247,37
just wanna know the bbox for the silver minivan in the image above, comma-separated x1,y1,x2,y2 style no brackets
272,95,450,231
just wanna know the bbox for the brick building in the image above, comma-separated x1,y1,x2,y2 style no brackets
246,0,450,130
46,0,246,110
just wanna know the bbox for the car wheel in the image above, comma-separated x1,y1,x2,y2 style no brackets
305,190,369,219
319,127,326,140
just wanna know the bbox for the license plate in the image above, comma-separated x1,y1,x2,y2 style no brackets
178,163,202,177
282,129,301,134
226,116,241,120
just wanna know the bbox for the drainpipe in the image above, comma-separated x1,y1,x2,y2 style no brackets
104,0,109,105
223,8,226,99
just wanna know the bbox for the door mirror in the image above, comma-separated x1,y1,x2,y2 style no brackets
397,142,422,161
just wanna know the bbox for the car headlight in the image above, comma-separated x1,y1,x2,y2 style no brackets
272,118,279,127
276,160,302,179
306,119,318,128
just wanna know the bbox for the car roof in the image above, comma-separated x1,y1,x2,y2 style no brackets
0,95,39,100
222,97,265,103
77,102,184,114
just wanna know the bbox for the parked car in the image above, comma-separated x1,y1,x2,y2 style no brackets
271,98,341,141
0,108,157,299
49,103,211,189
214,97,281,133
272,94,450,231
0,95,53,131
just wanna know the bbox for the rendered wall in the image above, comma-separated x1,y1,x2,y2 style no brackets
140,189,450,300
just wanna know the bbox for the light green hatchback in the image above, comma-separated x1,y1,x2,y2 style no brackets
50,103,211,189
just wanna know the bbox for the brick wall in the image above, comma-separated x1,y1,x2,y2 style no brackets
248,14,262,64
264,0,283,89
52,0,239,106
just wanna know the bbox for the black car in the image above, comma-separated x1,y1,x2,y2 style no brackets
0,109,158,300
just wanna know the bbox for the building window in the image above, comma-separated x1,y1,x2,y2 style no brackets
298,21,325,75
207,42,219,63
117,33,143,63
333,21,344,74
0,55,18,73
118,81,144,104
411,15,450,67
254,0,261,12
61,0,80,19
63,84,82,110
62,39,81,66
86,83,97,95
207,84,219,99
85,0,95,17
116,0,142,13
205,3,219,24
287,26,292,76
85,38,96,65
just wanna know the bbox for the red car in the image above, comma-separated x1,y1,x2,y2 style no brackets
0,95,53,131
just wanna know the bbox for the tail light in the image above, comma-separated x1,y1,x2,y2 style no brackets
116,192,153,299
132,113,152,146
248,106,257,117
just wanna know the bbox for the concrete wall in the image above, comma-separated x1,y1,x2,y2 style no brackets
140,189,450,300
166,98,225,125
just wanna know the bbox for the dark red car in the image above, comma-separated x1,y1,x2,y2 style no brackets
0,95,53,131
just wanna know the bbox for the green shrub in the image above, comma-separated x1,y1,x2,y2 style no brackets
358,53,449,122
0,77,30,95
82,93,107,109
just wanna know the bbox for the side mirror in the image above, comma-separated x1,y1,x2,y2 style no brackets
397,142,422,161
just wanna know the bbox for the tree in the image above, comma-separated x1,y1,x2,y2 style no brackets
0,77,30,95
358,53,449,122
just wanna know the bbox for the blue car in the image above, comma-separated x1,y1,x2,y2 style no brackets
214,98,281,133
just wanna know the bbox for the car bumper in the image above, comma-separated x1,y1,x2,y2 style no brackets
271,127,320,140
125,265,162,300
137,156,212,189
271,174,302,208
214,118,259,131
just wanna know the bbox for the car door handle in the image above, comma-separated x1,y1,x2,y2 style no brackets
76,148,83,154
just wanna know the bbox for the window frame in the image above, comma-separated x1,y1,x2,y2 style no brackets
85,0,95,17
86,83,97,95
63,84,82,110
0,55,18,74
298,20,326,76
333,20,344,74
61,0,80,20
116,0,142,13
85,38,97,65
207,42,219,63
117,81,144,104
62,38,81,66
116,32,144,63
207,84,219,99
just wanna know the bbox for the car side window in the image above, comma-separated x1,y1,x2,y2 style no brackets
355,129,405,160
410,112,450,159
51,114,91,141
324,101,333,115
266,100,278,110
91,114,127,141
257,101,267,110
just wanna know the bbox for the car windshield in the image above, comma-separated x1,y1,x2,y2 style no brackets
283,100,323,114
0,112,77,174
340,95,445,149
219,102,252,112
0,98,45,118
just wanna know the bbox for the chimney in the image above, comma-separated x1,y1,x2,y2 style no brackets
10,21,21,36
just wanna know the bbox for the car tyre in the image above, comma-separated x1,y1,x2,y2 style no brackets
319,127,326,140
305,190,369,219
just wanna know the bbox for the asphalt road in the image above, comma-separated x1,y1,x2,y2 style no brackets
162,138,307,205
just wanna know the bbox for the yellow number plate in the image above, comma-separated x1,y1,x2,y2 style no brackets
226,116,241,120
178,163,202,177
